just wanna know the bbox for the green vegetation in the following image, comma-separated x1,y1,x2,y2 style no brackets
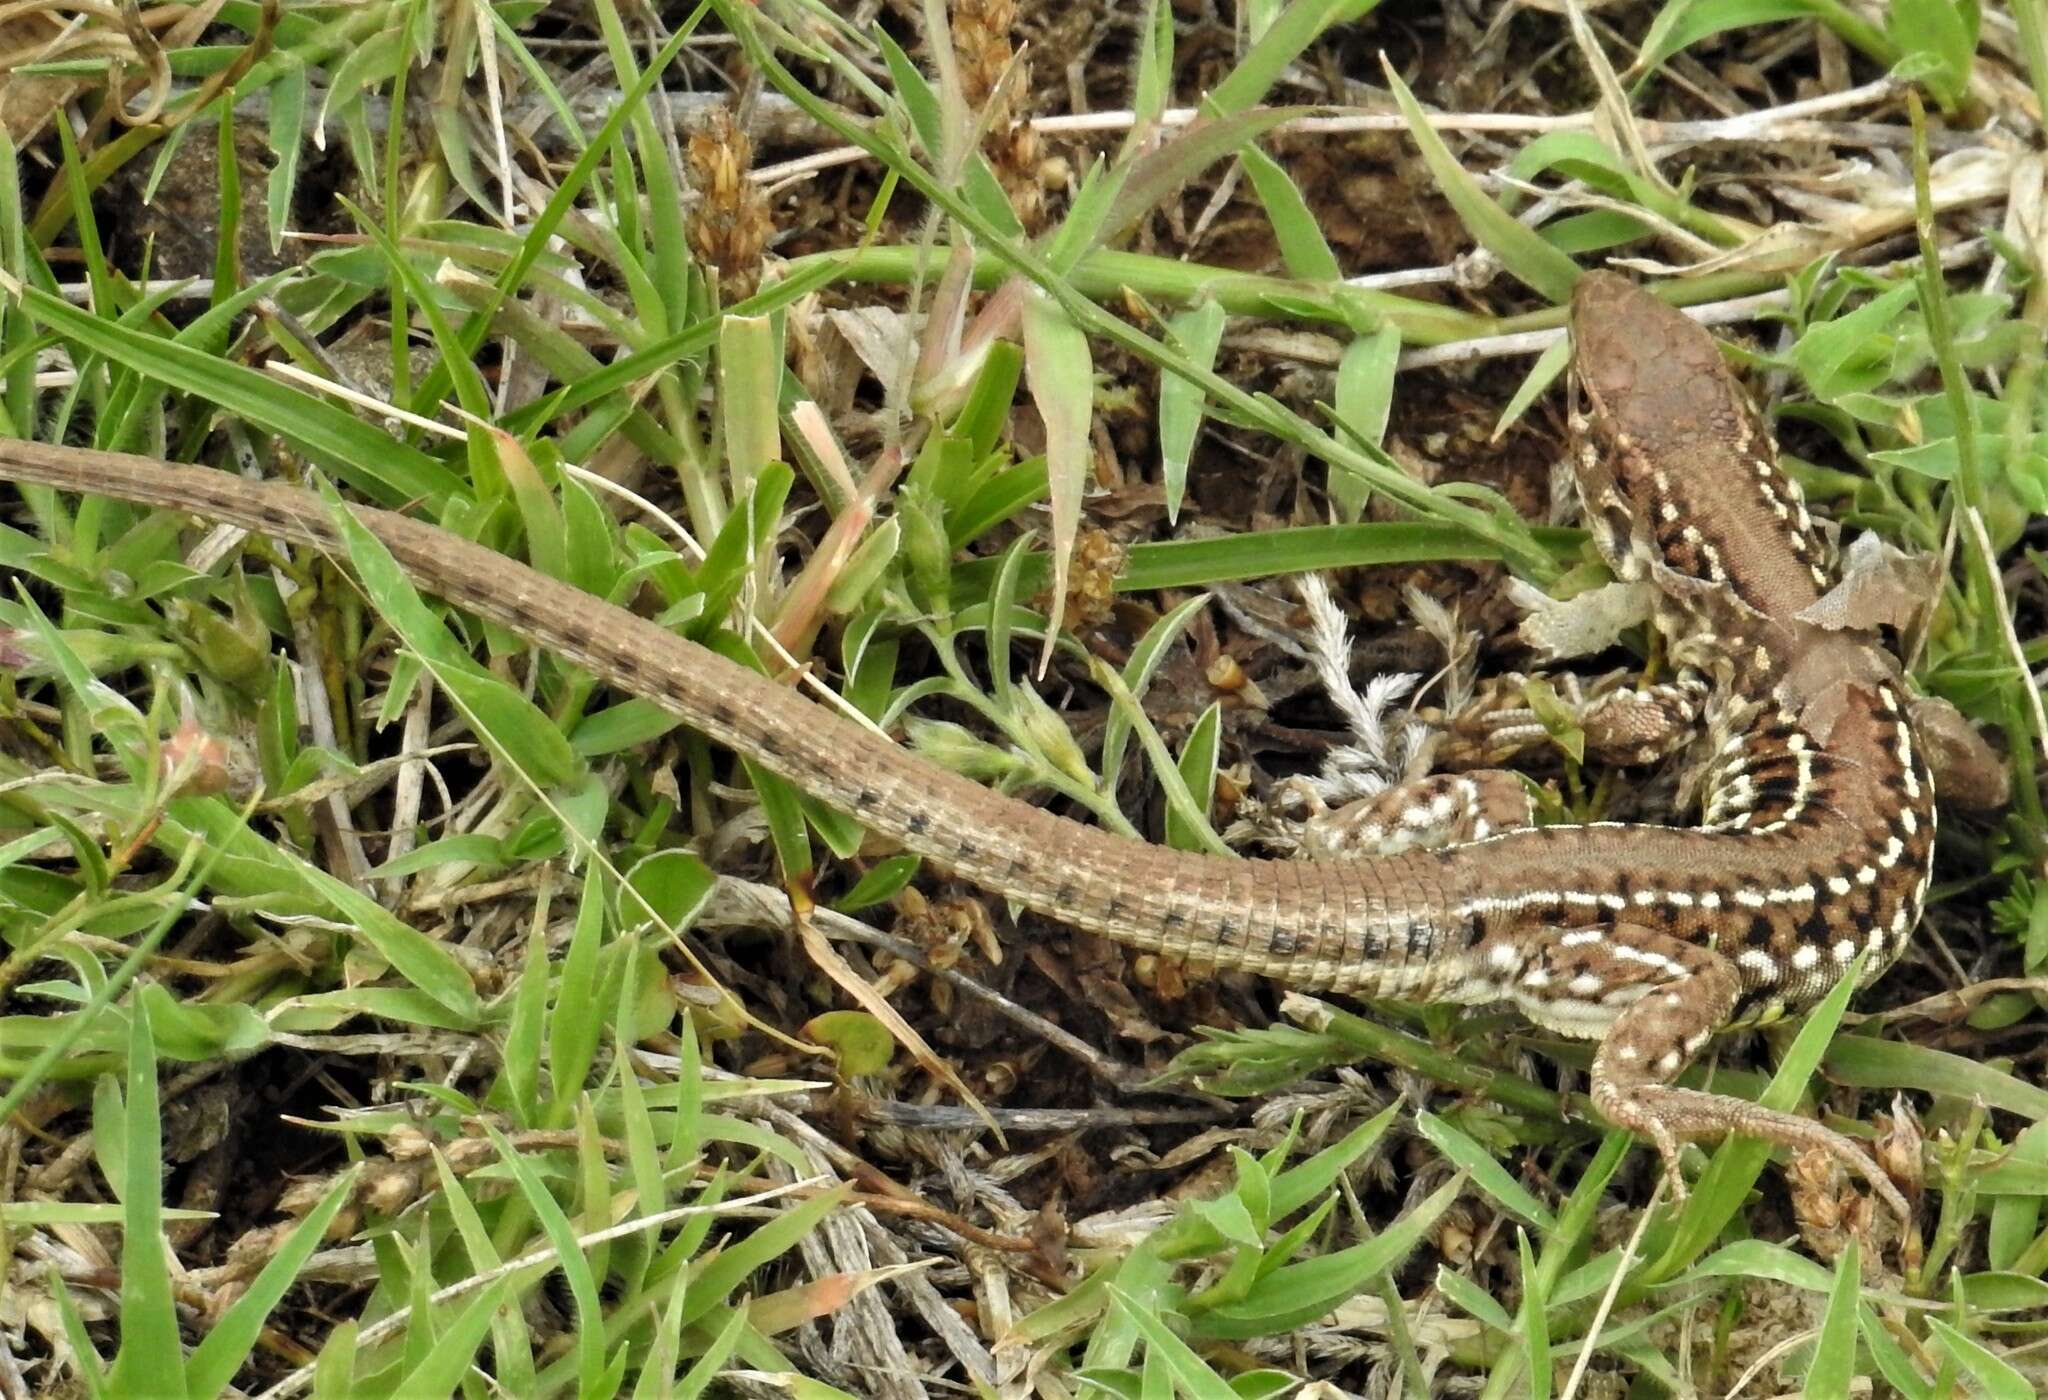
0,0,2042,1392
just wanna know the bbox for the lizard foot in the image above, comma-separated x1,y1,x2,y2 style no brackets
1595,1080,1910,1223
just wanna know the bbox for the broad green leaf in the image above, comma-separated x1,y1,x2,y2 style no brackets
1159,300,1227,522
1926,1318,2029,1400
833,854,922,914
621,849,717,934
1792,283,1918,404
1188,1176,1461,1338
804,1011,896,1076
1987,1122,2048,1270
1238,142,1341,281
137,984,268,1059
719,314,783,498
1888,0,1980,108
1803,1237,1860,1398
1415,1109,1556,1228
1020,289,1093,663
1331,325,1399,520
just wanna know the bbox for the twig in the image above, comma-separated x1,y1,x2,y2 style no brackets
751,76,1976,187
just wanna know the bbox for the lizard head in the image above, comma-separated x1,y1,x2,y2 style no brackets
1567,271,1833,623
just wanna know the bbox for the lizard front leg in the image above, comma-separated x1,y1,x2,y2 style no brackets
1497,922,1910,1219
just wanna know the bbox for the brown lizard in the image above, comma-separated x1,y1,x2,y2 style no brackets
0,273,1961,1216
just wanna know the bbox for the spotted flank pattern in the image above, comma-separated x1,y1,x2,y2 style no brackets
1433,674,1936,1034
1742,427,1834,591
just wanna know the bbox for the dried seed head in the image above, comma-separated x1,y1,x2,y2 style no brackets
951,0,1043,232
361,1160,424,1217
955,0,1015,109
1037,527,1124,638
1789,1147,1844,1234
686,107,772,301
1873,1095,1926,1201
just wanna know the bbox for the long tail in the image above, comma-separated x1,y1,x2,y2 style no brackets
0,440,1467,993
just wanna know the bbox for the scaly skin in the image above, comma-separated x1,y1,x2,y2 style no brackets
0,274,1942,1212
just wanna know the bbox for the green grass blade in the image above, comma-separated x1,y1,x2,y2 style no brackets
1926,1317,2030,1399
1187,1175,1463,1338
1238,142,1341,281
1209,0,1384,115
1166,702,1222,852
548,872,607,1122
1158,300,1226,523
1020,288,1093,663
1803,1237,1861,1398
1107,1286,1237,1399
1381,62,1578,304
1823,1036,2048,1119
6,284,460,505
679,1183,853,1329
1516,1229,1550,1400
186,1167,363,1395
481,1122,609,1393
1415,1109,1557,1229
106,1002,187,1399
1331,324,1399,520
388,1280,517,1398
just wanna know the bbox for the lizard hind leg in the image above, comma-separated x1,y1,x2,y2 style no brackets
1433,669,1708,769
1509,922,1910,1220
1300,771,1536,858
